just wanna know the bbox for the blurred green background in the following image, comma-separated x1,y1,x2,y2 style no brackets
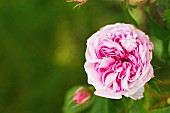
0,0,170,113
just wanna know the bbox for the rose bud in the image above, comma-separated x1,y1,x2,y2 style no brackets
73,87,91,104
127,0,148,6
66,0,88,8
84,23,154,100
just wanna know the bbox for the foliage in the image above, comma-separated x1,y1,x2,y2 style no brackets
0,0,170,113
148,78,161,94
63,0,170,113
150,106,170,113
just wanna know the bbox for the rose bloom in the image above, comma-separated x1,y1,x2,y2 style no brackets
84,23,153,100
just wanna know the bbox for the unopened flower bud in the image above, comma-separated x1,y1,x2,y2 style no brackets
73,87,91,104
66,0,88,8
127,0,148,6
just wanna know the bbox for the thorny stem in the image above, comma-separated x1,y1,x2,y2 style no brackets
148,93,170,111
157,80,170,85
146,81,170,111
148,100,167,111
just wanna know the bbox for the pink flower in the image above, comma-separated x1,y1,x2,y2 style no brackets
73,87,91,104
66,0,87,8
84,23,153,100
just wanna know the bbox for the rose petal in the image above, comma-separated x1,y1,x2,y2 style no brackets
121,66,131,90
84,62,103,88
94,89,122,99
130,86,144,100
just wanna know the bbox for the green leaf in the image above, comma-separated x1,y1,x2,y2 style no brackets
90,97,109,113
151,78,162,83
156,0,170,11
129,100,148,113
63,86,94,113
91,97,115,113
153,65,161,70
121,2,137,26
164,10,170,57
124,7,138,26
148,17,169,41
129,5,138,9
148,78,161,94
163,9,170,31
90,96,126,113
145,5,170,41
149,106,170,113
162,40,170,59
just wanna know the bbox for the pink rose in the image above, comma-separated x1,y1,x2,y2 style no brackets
84,23,153,100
